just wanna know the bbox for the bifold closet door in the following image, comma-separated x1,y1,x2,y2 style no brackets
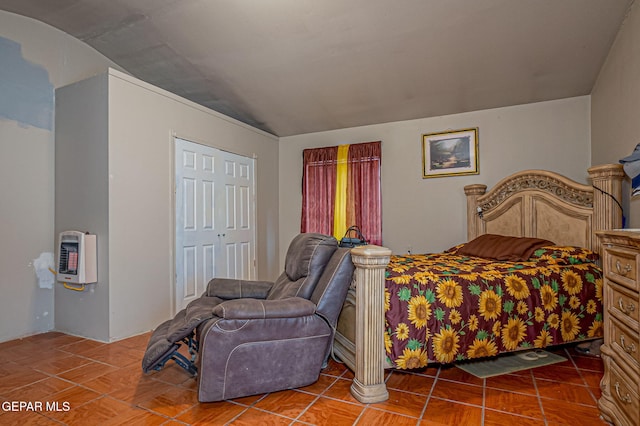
175,138,256,311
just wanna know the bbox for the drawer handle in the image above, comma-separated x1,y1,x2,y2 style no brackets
618,298,636,315
615,260,633,276
620,335,637,354
614,382,632,404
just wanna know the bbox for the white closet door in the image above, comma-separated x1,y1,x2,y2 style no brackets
174,138,255,312
220,150,256,280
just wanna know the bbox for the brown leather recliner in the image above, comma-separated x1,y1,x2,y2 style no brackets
141,233,354,402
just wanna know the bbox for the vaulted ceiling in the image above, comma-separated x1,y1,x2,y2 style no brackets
1,0,634,136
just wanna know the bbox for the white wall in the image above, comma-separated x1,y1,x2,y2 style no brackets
279,96,592,262
591,1,640,228
55,70,280,341
0,11,122,342
108,71,280,340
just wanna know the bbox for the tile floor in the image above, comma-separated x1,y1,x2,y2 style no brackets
0,332,610,425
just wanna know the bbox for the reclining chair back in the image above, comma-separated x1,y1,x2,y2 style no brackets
310,247,354,328
267,233,337,300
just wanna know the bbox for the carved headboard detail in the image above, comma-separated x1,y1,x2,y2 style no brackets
465,164,624,258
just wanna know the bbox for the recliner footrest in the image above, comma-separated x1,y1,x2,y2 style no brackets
146,342,181,372
167,349,198,376
142,334,199,375
142,316,201,374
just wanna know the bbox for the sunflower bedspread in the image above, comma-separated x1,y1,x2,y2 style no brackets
384,246,604,369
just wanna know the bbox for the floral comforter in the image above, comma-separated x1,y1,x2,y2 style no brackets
384,246,604,369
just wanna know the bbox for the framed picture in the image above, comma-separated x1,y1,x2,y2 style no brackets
422,128,479,178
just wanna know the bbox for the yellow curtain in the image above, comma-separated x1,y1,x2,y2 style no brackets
333,144,349,239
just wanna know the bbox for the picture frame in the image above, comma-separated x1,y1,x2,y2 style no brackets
422,128,479,178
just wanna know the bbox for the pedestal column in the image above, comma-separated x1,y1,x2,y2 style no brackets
349,244,391,403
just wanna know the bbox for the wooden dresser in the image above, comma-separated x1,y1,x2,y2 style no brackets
597,230,640,426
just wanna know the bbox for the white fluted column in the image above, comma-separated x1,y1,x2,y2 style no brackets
349,244,391,403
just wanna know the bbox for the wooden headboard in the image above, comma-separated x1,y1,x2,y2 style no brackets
464,164,624,258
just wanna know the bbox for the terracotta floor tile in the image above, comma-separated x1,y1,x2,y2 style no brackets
369,388,427,418
253,389,317,418
40,334,85,348
484,387,544,419
0,359,23,376
297,396,365,425
30,352,93,375
45,385,102,412
179,376,199,391
485,372,536,395
0,410,61,425
407,365,441,378
321,358,350,377
176,401,248,425
145,362,194,386
430,378,483,406
42,395,166,426
228,408,293,425
0,349,16,364
57,339,107,356
137,386,198,417
483,408,546,426
80,344,145,368
536,379,598,406
0,338,31,351
0,331,610,426
581,367,606,388
19,347,74,365
108,378,177,406
7,377,75,401
56,361,120,384
540,397,609,425
298,373,339,395
228,393,266,406
0,367,50,395
572,354,605,371
111,331,152,349
3,342,48,361
589,385,602,401
532,364,589,385
357,407,421,425
385,371,435,395
21,331,72,344
342,368,355,380
441,365,484,386
421,397,483,425
322,377,362,403
81,363,145,394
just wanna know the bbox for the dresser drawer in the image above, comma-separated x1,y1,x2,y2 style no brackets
607,360,640,425
607,281,640,324
609,315,640,367
605,247,638,291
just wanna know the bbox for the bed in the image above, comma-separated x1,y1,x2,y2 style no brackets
333,164,624,403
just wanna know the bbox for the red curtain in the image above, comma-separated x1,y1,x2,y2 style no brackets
301,146,337,235
347,141,382,245
301,141,382,245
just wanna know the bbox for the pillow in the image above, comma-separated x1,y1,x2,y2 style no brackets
451,234,555,262
529,246,599,265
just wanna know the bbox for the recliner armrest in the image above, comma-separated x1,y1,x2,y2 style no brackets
212,297,316,319
206,278,273,299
